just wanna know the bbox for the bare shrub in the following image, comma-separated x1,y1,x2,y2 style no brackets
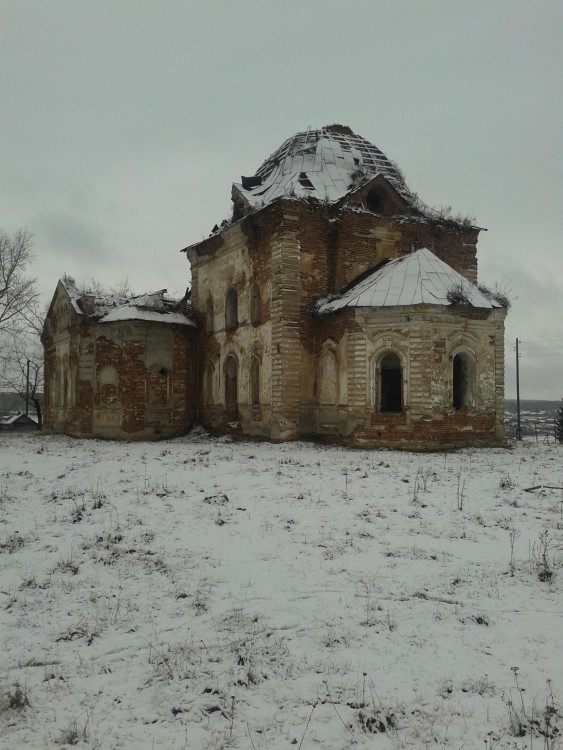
54,558,80,575
0,533,26,553
0,683,30,713
530,530,554,582
478,281,514,309
447,282,470,305
499,474,516,490
502,668,561,745
462,674,496,696
55,720,87,746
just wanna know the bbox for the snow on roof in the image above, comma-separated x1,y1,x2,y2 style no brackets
315,248,502,313
0,412,38,425
101,307,195,326
233,124,430,213
60,277,196,327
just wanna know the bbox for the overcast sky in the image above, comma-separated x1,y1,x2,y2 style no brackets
1,0,561,399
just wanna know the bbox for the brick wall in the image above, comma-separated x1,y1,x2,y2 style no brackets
43,310,198,440
184,190,505,448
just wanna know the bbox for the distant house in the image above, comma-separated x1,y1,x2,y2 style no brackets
41,279,198,440
43,125,508,447
0,412,39,432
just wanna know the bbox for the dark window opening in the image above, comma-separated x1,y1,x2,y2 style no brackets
367,188,384,213
241,175,262,190
453,352,471,409
380,353,402,413
225,287,238,330
298,172,314,189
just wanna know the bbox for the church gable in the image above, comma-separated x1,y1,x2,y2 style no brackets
344,173,414,217
42,278,83,339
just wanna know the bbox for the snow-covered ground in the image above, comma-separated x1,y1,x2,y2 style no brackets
1,432,561,749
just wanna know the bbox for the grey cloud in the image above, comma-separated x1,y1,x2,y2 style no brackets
1,0,561,398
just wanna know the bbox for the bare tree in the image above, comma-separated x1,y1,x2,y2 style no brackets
0,327,43,428
0,228,39,334
0,229,42,424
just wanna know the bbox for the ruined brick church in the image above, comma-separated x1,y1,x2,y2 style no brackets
42,125,507,447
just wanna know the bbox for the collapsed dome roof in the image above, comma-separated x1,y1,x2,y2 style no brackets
233,124,420,210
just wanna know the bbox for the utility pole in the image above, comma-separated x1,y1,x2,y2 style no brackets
25,359,30,417
515,338,521,440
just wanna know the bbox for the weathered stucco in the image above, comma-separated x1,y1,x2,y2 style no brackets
43,126,507,448
42,282,198,440
186,187,506,448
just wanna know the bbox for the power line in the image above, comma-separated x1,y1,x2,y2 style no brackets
516,348,563,353
519,339,562,344
518,345,563,350
520,353,563,358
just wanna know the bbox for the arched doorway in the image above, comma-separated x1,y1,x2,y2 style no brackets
225,355,238,420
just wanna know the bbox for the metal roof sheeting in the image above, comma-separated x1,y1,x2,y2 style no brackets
234,125,422,209
315,248,502,313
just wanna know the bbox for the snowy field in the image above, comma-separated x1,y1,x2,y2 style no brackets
0,432,561,750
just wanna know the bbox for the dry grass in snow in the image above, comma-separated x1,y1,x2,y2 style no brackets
0,431,561,749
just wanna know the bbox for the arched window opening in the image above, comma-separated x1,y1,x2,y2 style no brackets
250,282,260,325
225,287,238,330
225,355,238,420
379,352,402,413
453,352,472,409
318,351,338,405
206,296,214,333
205,362,214,405
250,357,260,411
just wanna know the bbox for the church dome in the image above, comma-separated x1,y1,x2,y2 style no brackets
233,124,418,210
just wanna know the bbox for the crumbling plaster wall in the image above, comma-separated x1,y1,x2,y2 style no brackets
304,305,506,447
188,222,274,436
43,295,197,440
187,194,504,447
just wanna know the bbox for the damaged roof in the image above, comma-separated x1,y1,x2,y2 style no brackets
315,248,502,313
60,277,196,327
233,124,429,212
